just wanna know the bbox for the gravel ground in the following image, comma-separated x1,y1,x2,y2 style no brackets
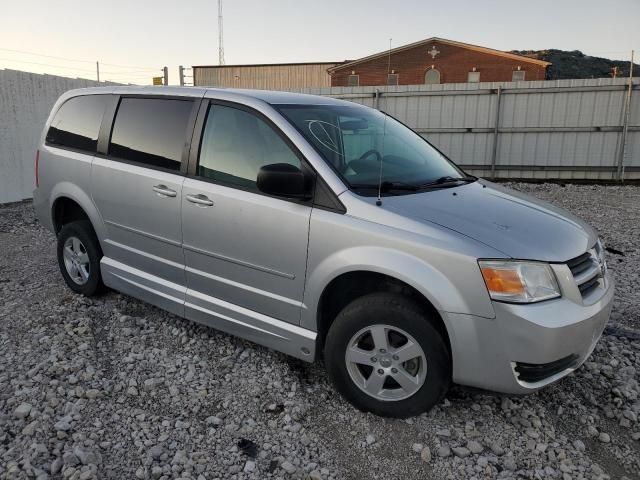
0,183,639,480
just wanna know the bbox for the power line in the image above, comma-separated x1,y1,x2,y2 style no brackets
0,57,158,84
0,47,159,70
0,47,96,64
0,57,97,73
99,61,159,69
105,75,158,82
100,70,160,76
100,69,161,75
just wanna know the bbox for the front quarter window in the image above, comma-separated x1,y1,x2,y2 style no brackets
276,103,467,195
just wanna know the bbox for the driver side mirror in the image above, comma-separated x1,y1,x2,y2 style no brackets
257,163,311,199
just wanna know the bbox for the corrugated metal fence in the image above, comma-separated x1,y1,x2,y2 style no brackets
0,69,119,204
298,78,640,181
0,73,638,204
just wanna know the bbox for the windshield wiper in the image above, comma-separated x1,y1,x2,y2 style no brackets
380,181,419,192
350,181,419,193
351,176,475,195
419,175,477,189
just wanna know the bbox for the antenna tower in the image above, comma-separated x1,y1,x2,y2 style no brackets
218,0,225,65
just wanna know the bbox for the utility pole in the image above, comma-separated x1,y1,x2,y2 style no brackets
218,0,225,65
179,65,185,86
618,50,635,181
163,66,169,86
96,61,100,82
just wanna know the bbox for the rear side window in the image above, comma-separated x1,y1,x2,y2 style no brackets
109,97,193,171
46,95,109,152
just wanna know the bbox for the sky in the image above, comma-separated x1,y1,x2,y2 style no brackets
1,0,639,85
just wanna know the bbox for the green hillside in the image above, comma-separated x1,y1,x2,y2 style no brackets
511,49,638,80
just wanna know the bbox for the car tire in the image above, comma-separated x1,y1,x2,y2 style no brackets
324,292,451,418
57,220,106,296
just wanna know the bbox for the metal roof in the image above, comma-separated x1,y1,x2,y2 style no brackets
192,61,345,69
327,37,552,72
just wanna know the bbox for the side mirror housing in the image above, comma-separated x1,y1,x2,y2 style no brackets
257,163,311,199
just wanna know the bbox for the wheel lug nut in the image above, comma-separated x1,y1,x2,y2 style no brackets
392,355,399,360
377,369,384,375
379,348,386,353
371,357,377,363
391,367,398,373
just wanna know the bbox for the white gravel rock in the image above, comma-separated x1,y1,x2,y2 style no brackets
598,432,611,443
467,440,483,454
14,402,32,419
452,446,471,458
437,445,452,458
281,460,296,474
420,446,432,463
0,187,639,479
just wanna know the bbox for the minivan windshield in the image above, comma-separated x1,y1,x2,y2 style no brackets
276,103,471,195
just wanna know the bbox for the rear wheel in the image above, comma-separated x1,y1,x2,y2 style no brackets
324,292,451,418
57,220,105,296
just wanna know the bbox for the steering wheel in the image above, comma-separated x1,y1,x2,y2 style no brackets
342,149,382,174
358,149,382,163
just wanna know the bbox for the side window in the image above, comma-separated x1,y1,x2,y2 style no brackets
109,97,193,171
467,71,480,83
197,105,301,191
46,95,109,152
512,70,526,82
425,68,441,84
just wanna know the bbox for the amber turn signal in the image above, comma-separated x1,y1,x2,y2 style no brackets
480,267,525,295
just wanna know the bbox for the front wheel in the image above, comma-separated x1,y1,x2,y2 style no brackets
324,293,451,418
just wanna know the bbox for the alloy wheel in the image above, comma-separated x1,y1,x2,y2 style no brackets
62,236,90,285
345,324,427,401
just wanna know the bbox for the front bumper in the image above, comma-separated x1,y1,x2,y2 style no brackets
443,273,614,394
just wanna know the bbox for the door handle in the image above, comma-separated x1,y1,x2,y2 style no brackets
186,193,214,207
152,184,177,197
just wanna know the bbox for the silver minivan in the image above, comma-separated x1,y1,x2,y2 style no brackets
33,86,614,417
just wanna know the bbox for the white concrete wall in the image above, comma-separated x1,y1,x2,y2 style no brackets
0,69,118,203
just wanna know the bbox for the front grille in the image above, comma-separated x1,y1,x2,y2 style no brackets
514,354,579,383
578,275,600,296
566,247,603,299
567,252,593,276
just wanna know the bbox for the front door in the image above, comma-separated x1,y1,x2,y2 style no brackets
181,102,312,347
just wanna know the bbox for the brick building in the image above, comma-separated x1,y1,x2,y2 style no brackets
192,37,551,89
328,37,550,87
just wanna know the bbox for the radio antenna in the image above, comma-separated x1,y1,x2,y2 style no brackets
376,113,388,206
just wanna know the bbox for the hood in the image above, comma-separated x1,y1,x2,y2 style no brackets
382,181,597,262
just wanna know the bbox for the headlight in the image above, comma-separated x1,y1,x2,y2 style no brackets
478,260,560,303
595,238,607,275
